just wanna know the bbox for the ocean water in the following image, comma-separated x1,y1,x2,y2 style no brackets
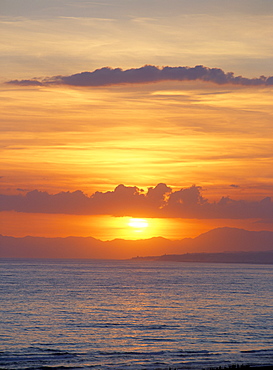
0,259,272,370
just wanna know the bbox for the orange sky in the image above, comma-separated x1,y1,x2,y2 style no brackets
1,1,273,244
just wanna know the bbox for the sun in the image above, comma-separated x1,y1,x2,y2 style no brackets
128,218,149,232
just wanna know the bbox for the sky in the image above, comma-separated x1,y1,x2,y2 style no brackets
1,0,273,243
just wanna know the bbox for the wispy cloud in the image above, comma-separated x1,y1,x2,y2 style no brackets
6,65,273,87
1,184,272,220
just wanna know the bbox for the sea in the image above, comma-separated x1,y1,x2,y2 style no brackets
0,259,272,370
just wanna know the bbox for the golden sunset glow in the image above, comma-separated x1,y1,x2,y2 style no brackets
2,82,273,197
1,0,273,258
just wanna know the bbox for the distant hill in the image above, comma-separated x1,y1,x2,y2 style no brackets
191,227,273,252
132,251,273,264
1,227,273,259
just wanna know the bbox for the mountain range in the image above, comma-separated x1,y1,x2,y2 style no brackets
1,227,273,262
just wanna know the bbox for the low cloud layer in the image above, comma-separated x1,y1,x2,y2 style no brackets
1,184,272,220
7,65,273,87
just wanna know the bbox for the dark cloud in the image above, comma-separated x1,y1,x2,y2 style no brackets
1,184,273,220
6,65,273,87
7,79,43,86
146,183,172,208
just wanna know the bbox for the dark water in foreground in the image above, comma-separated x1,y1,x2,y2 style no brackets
0,259,272,369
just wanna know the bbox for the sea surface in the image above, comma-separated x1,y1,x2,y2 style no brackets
0,258,272,370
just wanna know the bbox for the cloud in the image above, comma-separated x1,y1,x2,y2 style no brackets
1,184,273,220
6,65,273,87
7,79,43,86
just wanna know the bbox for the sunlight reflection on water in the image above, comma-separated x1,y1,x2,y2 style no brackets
0,259,273,369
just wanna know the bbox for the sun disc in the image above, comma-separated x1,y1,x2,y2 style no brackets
128,218,149,229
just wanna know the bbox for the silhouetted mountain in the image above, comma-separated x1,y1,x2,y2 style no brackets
191,227,273,252
1,227,273,259
0,234,104,259
132,251,273,264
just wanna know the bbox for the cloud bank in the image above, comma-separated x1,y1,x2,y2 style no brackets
1,184,272,220
7,65,273,87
